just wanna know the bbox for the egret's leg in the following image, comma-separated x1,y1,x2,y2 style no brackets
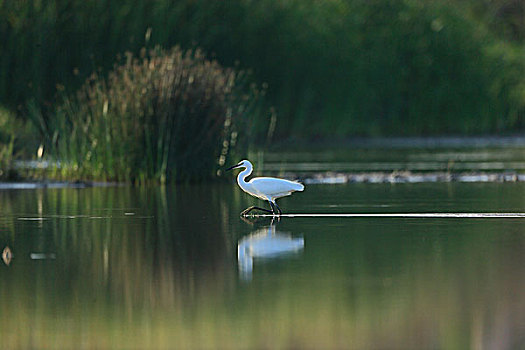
241,206,273,216
268,201,277,215
273,202,282,215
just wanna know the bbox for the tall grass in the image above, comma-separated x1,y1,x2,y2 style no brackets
0,138,14,180
0,107,23,180
50,47,261,183
1,0,524,139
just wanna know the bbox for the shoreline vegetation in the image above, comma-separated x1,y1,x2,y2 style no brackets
1,0,525,183
5,135,525,186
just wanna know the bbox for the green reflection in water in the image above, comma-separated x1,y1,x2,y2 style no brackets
0,184,524,349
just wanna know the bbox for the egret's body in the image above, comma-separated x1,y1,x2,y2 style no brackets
227,160,304,215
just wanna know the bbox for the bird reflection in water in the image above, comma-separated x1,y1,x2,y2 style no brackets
237,218,304,281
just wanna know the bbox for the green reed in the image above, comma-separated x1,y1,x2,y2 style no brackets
0,107,30,180
49,47,262,183
0,138,14,180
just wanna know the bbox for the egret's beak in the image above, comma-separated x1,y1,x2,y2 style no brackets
226,163,242,171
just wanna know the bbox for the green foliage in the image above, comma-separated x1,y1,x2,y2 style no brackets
0,139,14,180
0,0,524,140
50,47,260,183
0,106,44,180
216,0,525,136
0,108,15,179
469,0,525,43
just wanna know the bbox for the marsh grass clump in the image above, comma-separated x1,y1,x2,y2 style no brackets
51,47,259,183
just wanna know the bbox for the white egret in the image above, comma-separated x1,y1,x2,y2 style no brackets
227,159,304,216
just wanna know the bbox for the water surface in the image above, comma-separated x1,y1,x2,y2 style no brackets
1,183,524,349
259,144,525,173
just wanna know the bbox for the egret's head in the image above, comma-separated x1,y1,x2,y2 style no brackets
226,159,251,171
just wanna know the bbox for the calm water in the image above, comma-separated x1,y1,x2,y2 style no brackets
258,145,525,173
1,183,525,349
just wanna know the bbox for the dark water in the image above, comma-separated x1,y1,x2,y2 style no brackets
1,183,525,349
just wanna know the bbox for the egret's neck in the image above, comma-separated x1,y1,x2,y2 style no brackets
237,165,253,190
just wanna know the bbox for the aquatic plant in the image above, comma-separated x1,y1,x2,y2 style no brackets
50,47,261,183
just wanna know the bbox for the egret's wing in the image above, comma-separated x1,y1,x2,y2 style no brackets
250,177,304,198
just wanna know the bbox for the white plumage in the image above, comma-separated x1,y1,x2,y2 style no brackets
227,159,304,215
